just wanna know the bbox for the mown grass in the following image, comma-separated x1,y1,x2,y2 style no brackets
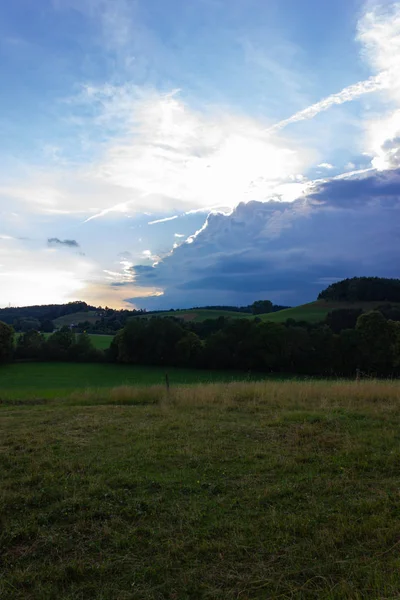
2,380,400,599
0,362,270,400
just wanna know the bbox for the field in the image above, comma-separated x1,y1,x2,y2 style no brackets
53,311,101,327
2,380,400,599
0,362,269,400
257,300,400,324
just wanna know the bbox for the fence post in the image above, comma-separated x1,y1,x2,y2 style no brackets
165,372,170,393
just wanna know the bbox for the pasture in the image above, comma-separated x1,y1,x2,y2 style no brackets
0,362,268,400
2,380,400,598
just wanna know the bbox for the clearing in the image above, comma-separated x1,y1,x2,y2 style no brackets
1,380,400,598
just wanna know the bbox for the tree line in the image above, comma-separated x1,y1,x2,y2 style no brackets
1,306,400,377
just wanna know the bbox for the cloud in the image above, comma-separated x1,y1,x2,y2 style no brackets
0,237,94,307
268,74,388,132
126,168,400,308
148,215,179,225
318,163,334,170
47,237,80,248
267,3,400,134
0,88,316,220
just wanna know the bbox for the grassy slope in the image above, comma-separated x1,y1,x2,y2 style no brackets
0,362,270,400
260,299,400,324
53,311,100,327
2,380,400,599
143,300,400,324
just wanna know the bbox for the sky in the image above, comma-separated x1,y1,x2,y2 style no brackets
1,0,400,309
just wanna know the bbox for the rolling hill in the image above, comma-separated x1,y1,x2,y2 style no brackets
53,311,101,327
139,299,400,325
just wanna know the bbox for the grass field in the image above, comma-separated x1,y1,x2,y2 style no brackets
2,380,400,599
259,299,400,324
53,311,100,327
0,362,268,400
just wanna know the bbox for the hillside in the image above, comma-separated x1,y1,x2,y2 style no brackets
141,299,400,325
53,310,101,327
140,308,255,322
260,299,400,323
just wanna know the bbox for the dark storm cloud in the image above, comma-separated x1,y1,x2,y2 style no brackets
127,168,400,309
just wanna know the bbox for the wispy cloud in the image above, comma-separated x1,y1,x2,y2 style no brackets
267,3,400,134
148,215,179,225
267,73,387,132
318,163,334,170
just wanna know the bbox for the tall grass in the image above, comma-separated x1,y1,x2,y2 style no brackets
65,379,400,411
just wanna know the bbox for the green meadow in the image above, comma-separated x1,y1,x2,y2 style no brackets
0,362,269,400
2,380,400,599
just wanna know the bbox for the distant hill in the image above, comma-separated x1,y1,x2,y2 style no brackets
0,301,97,325
53,311,101,327
318,277,400,303
139,309,255,322
258,300,400,324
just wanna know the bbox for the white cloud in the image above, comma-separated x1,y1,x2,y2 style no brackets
268,73,387,132
0,238,95,307
318,163,334,169
0,89,315,219
148,215,179,225
267,3,400,134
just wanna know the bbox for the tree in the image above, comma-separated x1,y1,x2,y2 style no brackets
43,326,75,361
69,332,101,362
336,329,361,375
325,308,363,333
356,311,394,373
40,319,55,333
176,332,203,367
251,300,273,315
13,317,41,333
16,330,45,360
0,321,14,363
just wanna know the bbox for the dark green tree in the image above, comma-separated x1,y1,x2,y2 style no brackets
0,321,14,363
251,300,273,315
356,311,394,373
16,330,45,360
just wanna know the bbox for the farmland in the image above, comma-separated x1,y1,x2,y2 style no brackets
0,362,271,400
2,380,400,599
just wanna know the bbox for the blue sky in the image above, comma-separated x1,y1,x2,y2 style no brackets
0,0,400,308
